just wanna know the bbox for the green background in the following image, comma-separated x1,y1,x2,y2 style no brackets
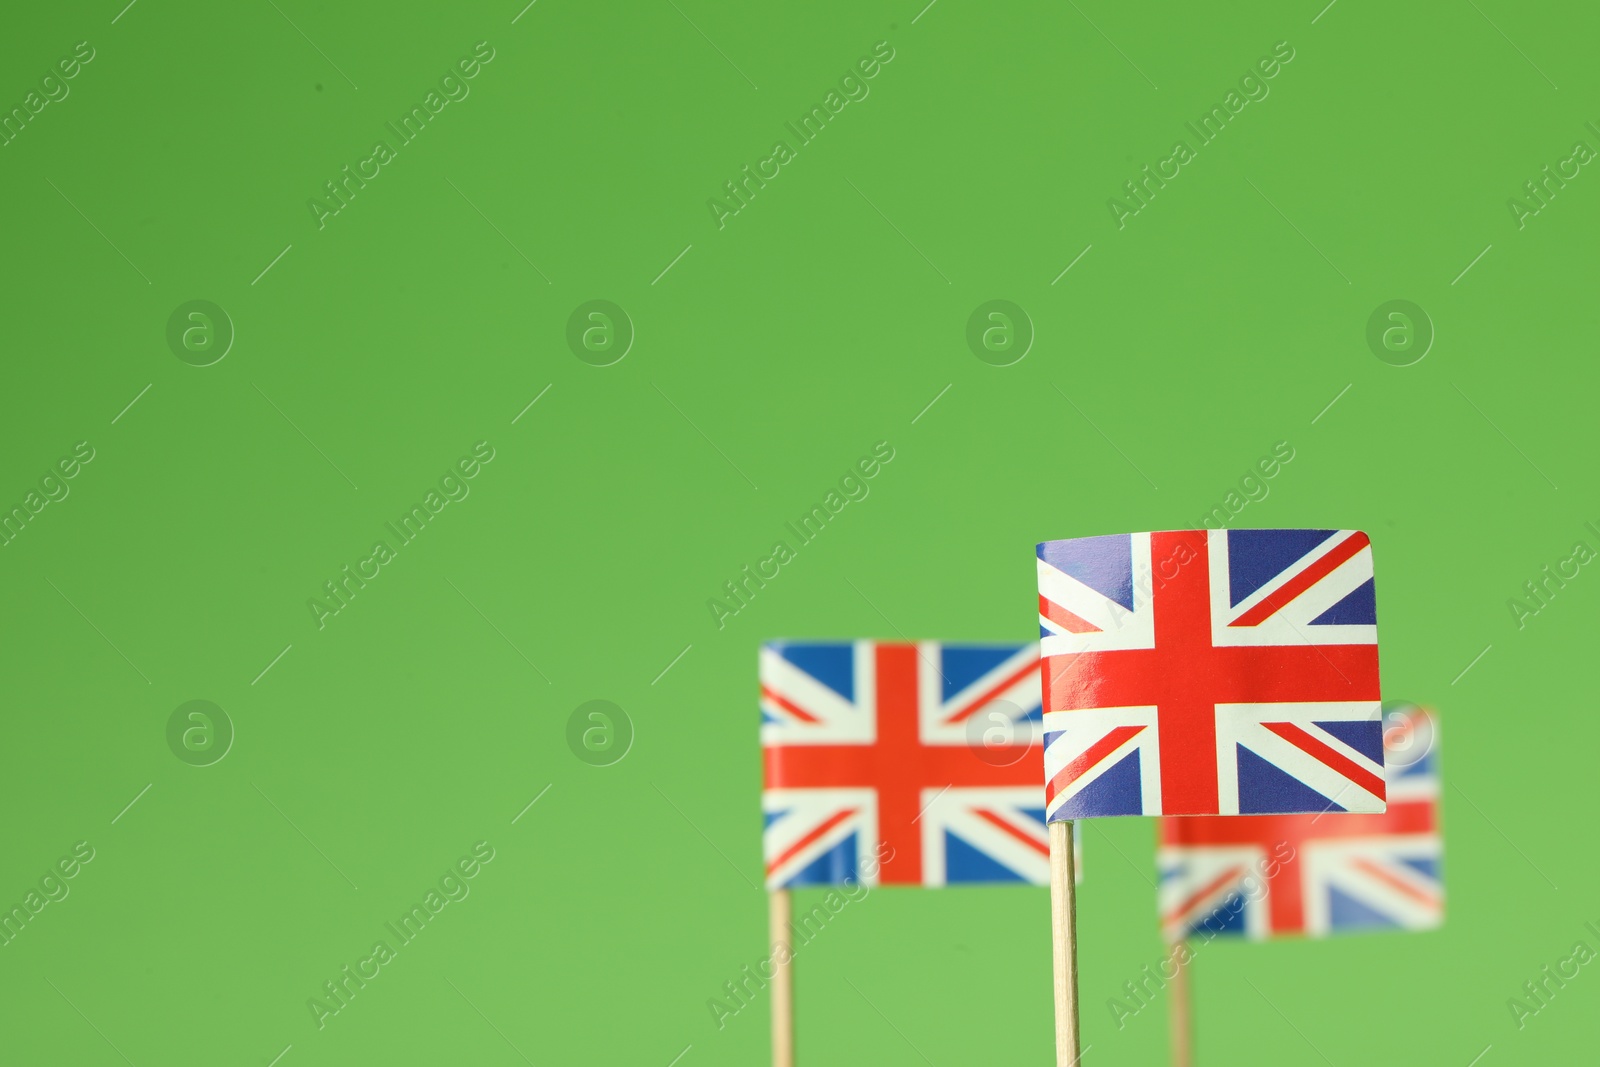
1,0,1595,1063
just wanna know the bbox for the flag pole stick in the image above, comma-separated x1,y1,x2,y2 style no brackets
1049,819,1082,1066
770,889,795,1067
1167,940,1193,1067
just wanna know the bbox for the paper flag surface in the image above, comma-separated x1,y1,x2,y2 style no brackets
1039,529,1383,818
762,640,1080,888
1157,704,1442,939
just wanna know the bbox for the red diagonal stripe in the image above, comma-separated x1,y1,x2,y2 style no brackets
761,684,820,724
1348,857,1441,909
1231,531,1370,627
942,656,1041,725
972,808,1050,857
1045,724,1146,806
766,807,856,876
1261,721,1385,801
1163,863,1248,927
1040,595,1101,634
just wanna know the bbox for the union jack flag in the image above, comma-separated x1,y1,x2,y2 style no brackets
1158,705,1442,939
762,640,1077,888
1040,529,1383,819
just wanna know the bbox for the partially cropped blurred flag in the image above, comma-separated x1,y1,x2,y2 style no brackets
1157,704,1442,939
1038,529,1384,818
761,640,1079,887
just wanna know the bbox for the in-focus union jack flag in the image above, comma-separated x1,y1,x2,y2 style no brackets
762,640,1078,888
1158,705,1442,939
1039,529,1383,819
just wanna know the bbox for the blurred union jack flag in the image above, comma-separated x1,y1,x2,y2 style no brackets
1158,705,1442,939
1039,529,1383,819
762,640,1075,888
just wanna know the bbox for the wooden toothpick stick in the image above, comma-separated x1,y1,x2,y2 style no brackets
770,889,794,1067
1168,941,1194,1067
1050,820,1082,1065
